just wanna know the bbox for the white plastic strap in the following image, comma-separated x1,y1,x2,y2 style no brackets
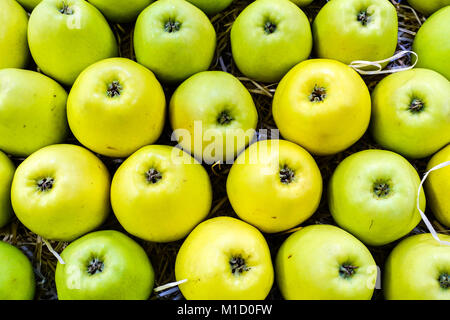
417,161,450,246
43,238,66,264
349,50,418,75
154,279,188,292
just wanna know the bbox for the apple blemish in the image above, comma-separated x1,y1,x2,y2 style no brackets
145,168,162,184
106,81,123,98
229,256,250,276
87,258,104,275
164,19,182,33
339,264,358,279
309,85,327,103
438,273,449,289
36,177,54,192
279,165,295,184
409,98,425,114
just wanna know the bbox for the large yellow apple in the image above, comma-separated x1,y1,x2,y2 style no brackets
227,139,322,233
273,59,371,155
175,216,274,300
425,144,450,227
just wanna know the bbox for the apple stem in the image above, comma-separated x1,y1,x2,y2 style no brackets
409,98,424,113
59,1,73,15
37,177,54,192
146,168,162,184
357,10,370,26
339,264,358,279
87,258,104,275
279,165,295,184
439,273,449,289
309,85,327,102
165,19,181,33
217,111,233,125
264,22,277,34
107,81,123,98
230,256,250,276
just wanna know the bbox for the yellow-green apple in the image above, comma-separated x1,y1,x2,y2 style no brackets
329,149,425,246
186,0,234,15
16,0,42,11
0,0,30,69
88,0,154,23
0,68,68,157
67,58,166,158
407,0,450,16
0,151,14,228
371,68,450,159
413,6,450,79
384,233,450,300
276,224,377,300
11,144,110,241
313,0,398,66
231,0,312,82
111,145,212,243
227,139,322,233
290,0,313,6
28,0,118,86
55,230,154,300
273,59,371,155
0,241,35,300
175,216,274,300
134,0,216,83
170,71,258,164
425,144,450,227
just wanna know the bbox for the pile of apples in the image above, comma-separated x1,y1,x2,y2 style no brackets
0,0,449,300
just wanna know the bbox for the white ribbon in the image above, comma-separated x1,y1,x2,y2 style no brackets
43,238,66,265
154,279,188,293
349,50,418,75
417,161,450,246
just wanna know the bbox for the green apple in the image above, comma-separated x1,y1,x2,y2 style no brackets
413,6,450,79
88,0,154,23
425,144,450,227
313,0,398,66
170,71,258,164
67,58,166,158
28,0,118,86
175,216,274,300
134,0,216,83
231,0,312,82
276,224,377,300
16,0,42,11
56,230,154,300
329,149,425,246
186,0,234,15
0,151,15,228
0,241,35,300
371,68,450,159
290,0,314,6
407,0,450,16
0,68,68,157
11,144,110,241
0,0,30,69
384,233,450,300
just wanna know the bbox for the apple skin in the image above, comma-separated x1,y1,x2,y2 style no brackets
231,0,312,83
175,216,274,300
186,0,234,15
290,0,314,6
384,233,450,300
425,144,450,227
88,0,154,23
313,0,398,66
16,0,42,12
28,0,118,86
134,0,216,83
0,68,69,157
276,225,377,300
11,144,110,241
273,59,371,156
111,145,212,243
67,58,166,158
0,151,15,228
55,230,154,300
413,6,450,80
329,149,425,246
0,0,30,69
407,0,450,16
227,139,322,233
371,68,450,159
0,241,35,300
170,71,258,164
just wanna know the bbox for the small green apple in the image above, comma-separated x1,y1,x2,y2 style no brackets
0,68,68,157
88,0,154,23
313,0,398,66
0,0,30,69
11,144,110,241
134,0,216,83
0,241,35,300
0,151,15,228
329,149,425,246
276,224,377,300
407,0,450,16
186,0,234,15
231,0,312,82
371,68,450,159
28,0,118,86
384,233,450,300
56,230,154,300
413,6,450,79
16,0,42,11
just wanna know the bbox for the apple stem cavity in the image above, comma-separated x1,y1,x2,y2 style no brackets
164,19,181,33
59,1,73,15
439,273,449,289
279,165,295,184
373,181,390,198
230,256,250,276
37,177,54,192
409,98,425,113
217,111,233,125
107,81,123,98
357,10,370,26
309,85,327,103
146,168,162,184
339,264,358,279
87,258,104,275
264,21,277,34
